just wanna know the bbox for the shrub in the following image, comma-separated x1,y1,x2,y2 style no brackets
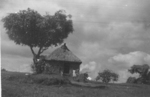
74,73,89,83
31,74,70,85
5,73,71,85
126,77,136,83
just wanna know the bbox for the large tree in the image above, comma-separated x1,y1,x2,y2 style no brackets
2,8,73,73
128,64,150,84
96,69,119,83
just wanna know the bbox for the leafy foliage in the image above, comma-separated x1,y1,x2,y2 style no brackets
2,8,73,48
75,73,89,83
129,64,149,76
31,74,70,85
128,64,150,84
126,77,137,83
96,69,119,83
31,58,45,74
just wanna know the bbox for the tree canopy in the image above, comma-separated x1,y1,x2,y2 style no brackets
2,8,73,61
128,64,149,76
96,69,119,83
128,64,150,84
2,8,73,47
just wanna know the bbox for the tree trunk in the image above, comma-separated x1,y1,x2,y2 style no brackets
33,54,41,73
30,46,40,64
33,54,40,64
30,46,46,74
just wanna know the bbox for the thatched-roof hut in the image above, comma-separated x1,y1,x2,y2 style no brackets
44,43,82,76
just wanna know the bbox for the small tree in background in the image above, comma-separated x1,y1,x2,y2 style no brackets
96,69,119,83
2,8,73,73
128,64,150,84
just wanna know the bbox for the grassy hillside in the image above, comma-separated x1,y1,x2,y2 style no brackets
2,71,150,97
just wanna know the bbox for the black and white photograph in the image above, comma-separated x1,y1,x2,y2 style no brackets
1,0,150,97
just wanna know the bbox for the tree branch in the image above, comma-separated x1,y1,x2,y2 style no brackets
37,47,42,56
40,47,48,54
30,46,36,56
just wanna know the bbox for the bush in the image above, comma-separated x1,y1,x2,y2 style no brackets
31,74,70,85
5,73,71,85
126,77,136,83
74,73,89,83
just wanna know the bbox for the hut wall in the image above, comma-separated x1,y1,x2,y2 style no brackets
44,61,64,74
71,63,80,70
44,61,80,76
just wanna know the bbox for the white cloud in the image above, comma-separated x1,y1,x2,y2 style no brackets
110,51,150,67
80,61,97,72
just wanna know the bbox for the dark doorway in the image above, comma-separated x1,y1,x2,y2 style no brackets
63,64,70,74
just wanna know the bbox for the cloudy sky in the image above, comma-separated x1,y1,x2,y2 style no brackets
1,0,150,83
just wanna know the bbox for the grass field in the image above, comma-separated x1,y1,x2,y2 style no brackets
2,71,150,97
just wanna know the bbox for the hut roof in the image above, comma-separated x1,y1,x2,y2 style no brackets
45,43,82,63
